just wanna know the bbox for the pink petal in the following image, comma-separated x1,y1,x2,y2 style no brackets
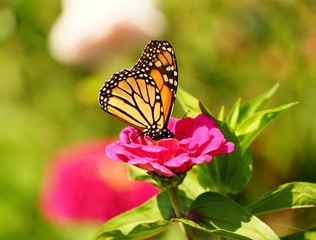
164,155,191,168
224,142,235,153
140,145,171,164
215,142,235,155
128,158,156,172
191,155,212,164
156,139,179,162
188,126,210,149
195,114,217,129
167,117,180,132
201,137,225,155
119,127,135,143
208,127,225,139
106,143,129,162
128,157,155,165
141,145,168,153
123,143,149,158
150,162,176,177
164,154,195,173
172,117,196,139
119,127,155,145
157,138,179,151
142,136,155,145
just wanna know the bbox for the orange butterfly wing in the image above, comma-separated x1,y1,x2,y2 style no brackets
99,40,178,140
133,40,178,126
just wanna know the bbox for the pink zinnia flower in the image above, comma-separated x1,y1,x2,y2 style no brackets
106,114,235,177
40,139,159,224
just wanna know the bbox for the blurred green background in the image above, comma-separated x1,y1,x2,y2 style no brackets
1,0,316,239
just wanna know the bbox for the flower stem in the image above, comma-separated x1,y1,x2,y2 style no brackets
165,185,193,240
166,185,184,217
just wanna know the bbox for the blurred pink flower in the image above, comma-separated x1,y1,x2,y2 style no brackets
40,139,159,224
106,114,235,177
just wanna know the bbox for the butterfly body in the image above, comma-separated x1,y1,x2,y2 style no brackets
99,40,178,140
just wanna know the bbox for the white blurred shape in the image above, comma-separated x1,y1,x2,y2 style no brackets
49,0,166,65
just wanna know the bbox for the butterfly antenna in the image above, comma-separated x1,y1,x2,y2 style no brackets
128,131,143,144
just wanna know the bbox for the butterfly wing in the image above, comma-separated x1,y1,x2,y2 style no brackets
99,69,164,132
133,40,178,127
99,40,178,137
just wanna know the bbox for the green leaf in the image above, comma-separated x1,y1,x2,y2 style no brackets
238,82,280,122
218,105,226,121
93,192,175,240
177,87,202,117
183,192,280,240
246,182,316,215
280,227,316,240
236,102,298,153
227,98,241,129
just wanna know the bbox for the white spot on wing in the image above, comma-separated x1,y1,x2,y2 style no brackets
155,61,162,67
163,74,168,82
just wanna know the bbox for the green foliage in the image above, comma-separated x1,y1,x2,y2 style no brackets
246,182,316,215
94,192,175,240
177,84,297,195
184,192,279,240
94,86,316,239
94,183,316,239
177,87,202,118
227,84,298,153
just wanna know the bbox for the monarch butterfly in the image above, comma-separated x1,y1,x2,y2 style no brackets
99,40,178,140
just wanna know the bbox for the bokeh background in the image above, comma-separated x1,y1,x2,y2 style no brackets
1,0,316,239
